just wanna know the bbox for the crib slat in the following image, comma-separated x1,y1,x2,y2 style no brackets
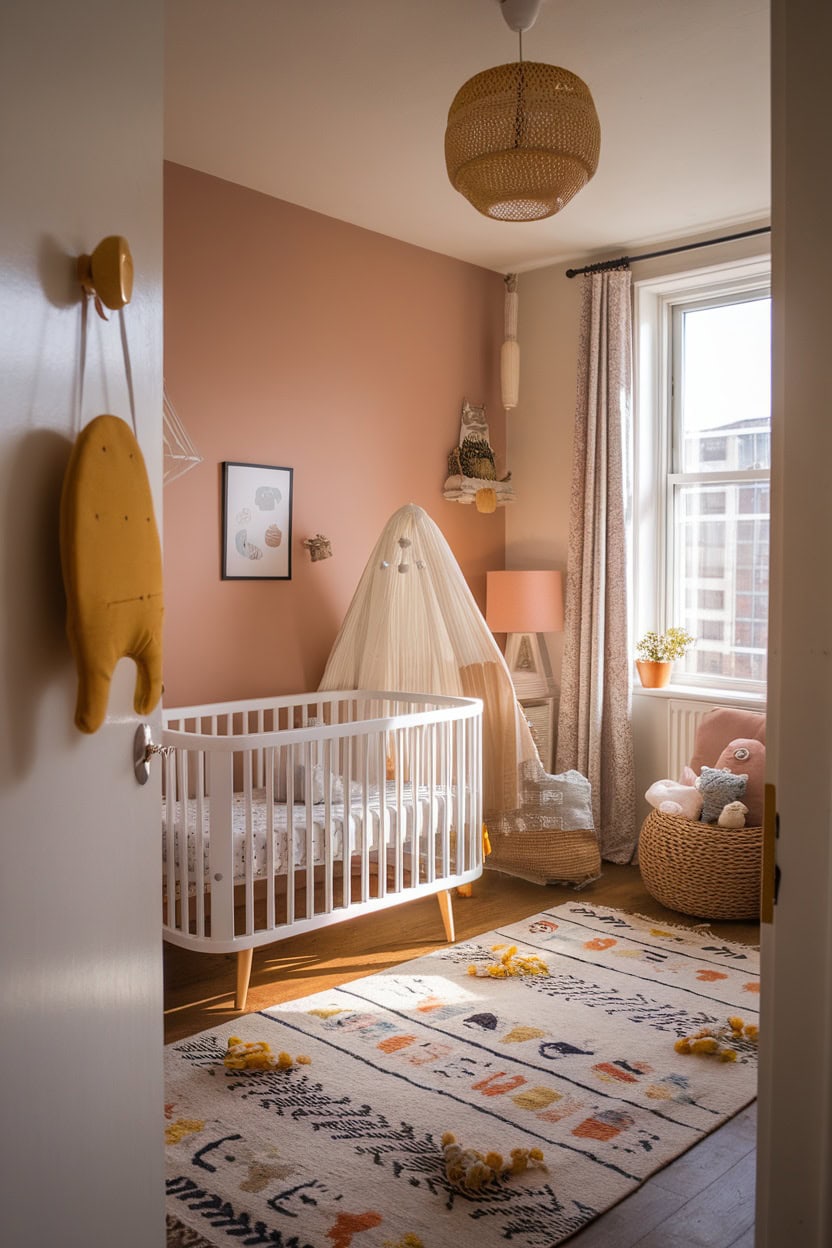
265,745,276,932
342,735,352,911
377,729,387,900
254,707,264,788
394,726,404,895
427,722,436,885
323,737,333,915
175,748,189,935
474,713,483,869
164,751,177,930
361,732,370,904
304,741,314,920
411,727,421,889
243,749,254,937
195,750,206,937
286,744,295,927
207,750,235,943
443,720,452,878
459,718,466,873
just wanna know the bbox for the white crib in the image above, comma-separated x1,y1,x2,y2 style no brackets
161,689,483,1009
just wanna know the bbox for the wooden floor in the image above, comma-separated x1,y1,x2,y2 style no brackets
164,863,759,1247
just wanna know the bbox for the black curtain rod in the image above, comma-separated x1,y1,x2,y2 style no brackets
564,226,771,279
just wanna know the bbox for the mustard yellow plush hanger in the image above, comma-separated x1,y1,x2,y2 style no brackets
60,237,164,733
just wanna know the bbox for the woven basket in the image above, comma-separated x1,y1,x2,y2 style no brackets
487,826,601,887
638,808,762,921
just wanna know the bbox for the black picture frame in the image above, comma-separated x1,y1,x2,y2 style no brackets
221,461,293,580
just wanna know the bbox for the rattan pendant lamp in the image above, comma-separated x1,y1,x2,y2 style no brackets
445,0,600,222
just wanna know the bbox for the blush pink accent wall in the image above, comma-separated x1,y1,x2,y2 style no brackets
163,162,506,705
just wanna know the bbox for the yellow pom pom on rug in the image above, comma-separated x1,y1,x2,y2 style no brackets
467,944,549,979
223,1036,311,1071
674,1016,758,1062
441,1131,546,1191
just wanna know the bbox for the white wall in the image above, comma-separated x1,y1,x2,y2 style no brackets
503,260,582,717
0,4,165,1245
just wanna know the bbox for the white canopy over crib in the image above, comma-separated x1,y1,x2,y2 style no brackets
319,504,599,885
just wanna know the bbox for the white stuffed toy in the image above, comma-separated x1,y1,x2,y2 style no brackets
717,800,749,829
645,779,703,821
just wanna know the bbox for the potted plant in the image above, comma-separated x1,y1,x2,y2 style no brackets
635,627,695,688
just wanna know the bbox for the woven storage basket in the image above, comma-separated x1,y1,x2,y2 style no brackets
487,826,601,887
638,807,762,921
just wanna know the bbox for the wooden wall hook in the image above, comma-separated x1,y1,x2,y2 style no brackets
77,235,133,318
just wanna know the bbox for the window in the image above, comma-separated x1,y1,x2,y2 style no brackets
635,260,771,693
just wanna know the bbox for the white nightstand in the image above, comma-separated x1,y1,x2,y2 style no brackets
520,695,555,772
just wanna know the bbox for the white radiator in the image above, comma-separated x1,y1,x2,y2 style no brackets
667,699,726,779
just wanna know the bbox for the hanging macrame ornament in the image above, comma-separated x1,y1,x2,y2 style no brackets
163,384,203,485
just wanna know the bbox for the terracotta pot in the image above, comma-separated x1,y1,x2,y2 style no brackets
636,659,672,689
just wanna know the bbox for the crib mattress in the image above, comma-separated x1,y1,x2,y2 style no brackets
162,782,454,885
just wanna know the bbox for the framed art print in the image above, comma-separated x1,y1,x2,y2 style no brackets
221,461,293,580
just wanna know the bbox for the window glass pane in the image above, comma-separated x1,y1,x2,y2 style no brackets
680,298,771,473
674,481,769,684
739,484,769,513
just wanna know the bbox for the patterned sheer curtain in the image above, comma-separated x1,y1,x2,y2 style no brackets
555,269,636,862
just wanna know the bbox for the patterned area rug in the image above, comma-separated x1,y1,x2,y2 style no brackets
165,903,759,1248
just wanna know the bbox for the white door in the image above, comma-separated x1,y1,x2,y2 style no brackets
756,3,832,1243
0,3,165,1245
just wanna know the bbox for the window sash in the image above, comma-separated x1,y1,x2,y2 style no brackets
633,256,771,699
667,473,770,691
670,288,771,475
668,470,769,486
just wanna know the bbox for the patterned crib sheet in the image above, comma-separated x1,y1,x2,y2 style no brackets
162,782,453,885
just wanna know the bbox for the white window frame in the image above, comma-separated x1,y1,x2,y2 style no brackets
633,256,771,699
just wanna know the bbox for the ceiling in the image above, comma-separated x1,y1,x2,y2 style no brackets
164,0,770,275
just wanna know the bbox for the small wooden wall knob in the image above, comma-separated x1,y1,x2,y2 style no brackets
77,235,134,312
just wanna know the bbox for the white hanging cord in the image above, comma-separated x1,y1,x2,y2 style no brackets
118,307,138,438
75,296,138,439
76,293,89,436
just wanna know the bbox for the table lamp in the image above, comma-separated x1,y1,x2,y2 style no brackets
486,569,564,699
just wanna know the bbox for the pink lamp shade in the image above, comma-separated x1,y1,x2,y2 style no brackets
486,570,564,634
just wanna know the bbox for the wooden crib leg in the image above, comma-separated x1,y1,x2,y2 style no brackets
436,890,455,943
235,948,254,1011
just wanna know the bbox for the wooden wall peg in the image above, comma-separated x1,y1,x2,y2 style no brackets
77,235,133,318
